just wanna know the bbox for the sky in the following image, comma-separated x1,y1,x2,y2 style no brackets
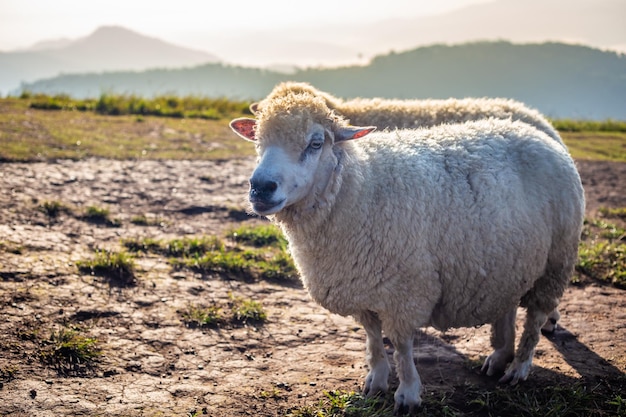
0,0,493,52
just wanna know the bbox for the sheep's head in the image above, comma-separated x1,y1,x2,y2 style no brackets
230,93,375,216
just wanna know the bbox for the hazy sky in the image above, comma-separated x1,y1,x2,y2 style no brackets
0,0,492,51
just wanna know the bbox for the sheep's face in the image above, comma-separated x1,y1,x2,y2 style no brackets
230,116,375,216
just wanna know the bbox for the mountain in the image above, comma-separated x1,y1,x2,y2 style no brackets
0,26,219,95
18,41,626,120
206,0,626,67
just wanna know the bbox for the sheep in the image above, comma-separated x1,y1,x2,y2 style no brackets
253,81,566,333
251,81,564,148
229,92,584,413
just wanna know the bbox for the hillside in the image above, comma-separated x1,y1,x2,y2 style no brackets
17,41,626,120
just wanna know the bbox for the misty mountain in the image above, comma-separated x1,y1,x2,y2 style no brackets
19,41,626,120
208,0,626,67
0,26,219,95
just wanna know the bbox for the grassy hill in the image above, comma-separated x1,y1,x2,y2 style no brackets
0,95,625,163
15,41,626,120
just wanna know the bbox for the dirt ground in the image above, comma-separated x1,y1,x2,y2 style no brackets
0,157,624,417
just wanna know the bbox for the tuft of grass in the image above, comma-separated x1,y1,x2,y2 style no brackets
76,250,136,287
165,236,224,257
130,214,166,227
180,295,267,328
181,303,223,328
231,224,287,248
39,328,101,375
287,391,395,417
599,207,626,220
229,293,267,324
38,200,71,217
122,237,163,253
81,205,121,227
577,242,625,288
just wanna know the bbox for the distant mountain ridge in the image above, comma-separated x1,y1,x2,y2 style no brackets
18,41,626,120
0,26,219,95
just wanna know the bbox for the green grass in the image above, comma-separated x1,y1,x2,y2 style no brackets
576,209,626,288
38,200,71,217
231,224,287,248
550,118,626,133
577,241,625,288
76,250,137,286
561,131,626,162
130,214,166,227
1,96,624,162
180,294,267,328
288,381,626,417
123,226,299,283
39,327,101,375
23,92,252,120
0,97,255,161
81,205,121,227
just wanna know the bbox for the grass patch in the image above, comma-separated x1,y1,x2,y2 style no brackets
38,200,71,217
181,303,224,328
81,205,121,227
130,214,166,227
23,92,252,120
551,118,626,133
231,224,287,248
39,327,101,376
76,250,136,287
599,207,626,220
577,242,625,288
289,381,626,417
122,227,298,284
0,97,255,161
180,294,267,328
561,131,626,162
2,96,624,162
577,209,626,288
229,293,267,324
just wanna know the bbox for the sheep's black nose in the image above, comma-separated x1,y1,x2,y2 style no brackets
249,178,278,199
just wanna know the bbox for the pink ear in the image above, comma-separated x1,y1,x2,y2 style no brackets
230,118,257,141
335,126,377,142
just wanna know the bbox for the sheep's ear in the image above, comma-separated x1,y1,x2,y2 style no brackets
230,118,257,142
249,102,260,114
335,126,376,142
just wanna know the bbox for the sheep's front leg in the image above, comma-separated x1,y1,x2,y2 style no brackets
482,309,516,376
390,332,422,414
356,311,390,396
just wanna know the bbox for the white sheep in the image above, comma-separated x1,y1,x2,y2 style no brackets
230,92,584,413
253,81,566,333
251,81,564,148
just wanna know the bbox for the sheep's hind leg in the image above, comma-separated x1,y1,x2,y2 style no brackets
500,306,547,385
541,308,560,333
482,308,516,376
356,311,390,397
389,332,422,414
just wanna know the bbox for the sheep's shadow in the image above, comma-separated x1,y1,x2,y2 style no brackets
381,325,624,392
542,325,625,381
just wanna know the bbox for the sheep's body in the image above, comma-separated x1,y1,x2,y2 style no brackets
253,81,564,147
230,93,584,412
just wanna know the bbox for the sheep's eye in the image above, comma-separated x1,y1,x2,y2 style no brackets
309,140,323,150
